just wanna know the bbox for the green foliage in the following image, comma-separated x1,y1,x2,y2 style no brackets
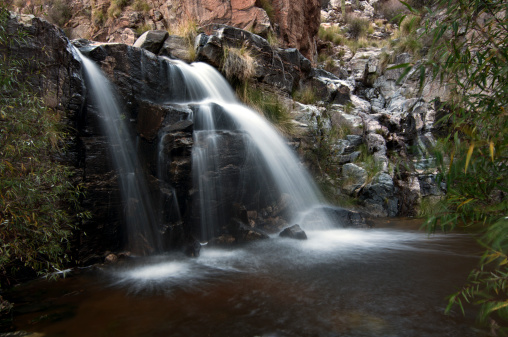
0,8,85,286
403,0,508,331
240,86,294,135
266,30,278,47
390,15,423,55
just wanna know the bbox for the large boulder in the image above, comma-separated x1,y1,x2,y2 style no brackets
279,224,308,240
133,30,169,54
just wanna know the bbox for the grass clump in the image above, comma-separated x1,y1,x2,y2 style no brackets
92,9,106,27
135,23,152,36
354,144,382,183
346,15,370,40
390,15,423,55
221,45,256,85
240,87,294,135
293,86,318,104
168,17,200,61
318,25,346,45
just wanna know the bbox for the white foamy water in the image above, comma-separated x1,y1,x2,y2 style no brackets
111,228,472,291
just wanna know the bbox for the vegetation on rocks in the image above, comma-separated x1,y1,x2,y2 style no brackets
399,0,508,331
0,8,85,287
240,86,294,135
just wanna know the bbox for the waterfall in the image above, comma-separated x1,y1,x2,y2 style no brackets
76,46,335,249
77,50,162,255
168,61,333,240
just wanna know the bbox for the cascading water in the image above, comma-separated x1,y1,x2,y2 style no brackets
76,50,162,254
169,60,334,240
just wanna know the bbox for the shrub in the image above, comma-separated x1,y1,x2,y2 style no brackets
92,9,106,27
0,8,87,286
346,15,370,40
403,0,508,330
135,23,152,35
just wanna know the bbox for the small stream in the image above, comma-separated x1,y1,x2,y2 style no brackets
3,219,484,337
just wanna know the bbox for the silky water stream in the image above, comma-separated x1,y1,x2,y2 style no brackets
2,55,485,336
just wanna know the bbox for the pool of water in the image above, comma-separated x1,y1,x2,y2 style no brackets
2,219,485,337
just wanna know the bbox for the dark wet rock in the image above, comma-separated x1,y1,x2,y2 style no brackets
279,224,308,240
136,100,166,141
322,207,369,228
209,234,237,246
197,25,313,93
346,135,363,147
133,30,169,54
310,71,352,104
183,237,202,257
162,120,194,133
395,176,421,217
236,225,270,242
418,174,445,196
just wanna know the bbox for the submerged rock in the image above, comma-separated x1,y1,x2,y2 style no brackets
279,224,308,240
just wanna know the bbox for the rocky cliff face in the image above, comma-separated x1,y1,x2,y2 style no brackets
10,0,321,61
5,0,452,260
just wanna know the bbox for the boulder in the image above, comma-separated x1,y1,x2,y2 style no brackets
321,207,369,228
279,224,308,240
133,30,169,54
359,173,398,217
159,35,193,62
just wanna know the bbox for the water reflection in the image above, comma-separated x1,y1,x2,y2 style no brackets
5,223,483,337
